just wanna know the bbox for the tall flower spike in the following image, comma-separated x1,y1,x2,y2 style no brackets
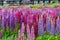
58,17,60,33
2,9,5,30
46,14,51,34
9,9,12,30
20,23,25,35
50,18,55,35
38,14,44,36
56,16,59,34
18,23,25,40
26,23,31,40
11,9,16,30
14,10,16,30
31,25,35,40
4,8,9,29
56,16,60,34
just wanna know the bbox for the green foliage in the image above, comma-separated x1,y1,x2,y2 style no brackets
0,23,20,40
36,35,60,40
14,23,20,36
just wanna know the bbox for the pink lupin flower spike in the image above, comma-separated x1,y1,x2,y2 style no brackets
18,23,25,40
20,23,25,35
31,26,35,40
26,24,31,40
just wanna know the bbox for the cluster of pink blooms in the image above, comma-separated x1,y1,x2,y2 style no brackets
0,7,60,40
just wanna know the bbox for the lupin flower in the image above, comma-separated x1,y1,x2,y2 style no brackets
13,9,17,29
18,29,25,40
50,17,55,35
18,23,25,40
11,8,16,30
9,8,14,30
31,26,35,40
0,7,60,40
33,13,38,37
2,9,5,30
46,14,51,34
15,10,22,28
56,16,60,34
20,23,25,35
4,8,9,29
38,14,44,36
27,15,33,29
26,23,31,40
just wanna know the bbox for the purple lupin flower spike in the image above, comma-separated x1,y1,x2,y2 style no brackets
58,19,60,33
9,9,13,30
31,26,35,40
7,9,10,29
56,16,59,34
46,15,51,34
9,8,15,30
11,8,16,30
56,16,60,34
26,24,31,40
2,9,5,30
4,8,9,29
50,18,55,35
18,23,25,40
14,10,16,30
20,23,25,35
38,15,44,36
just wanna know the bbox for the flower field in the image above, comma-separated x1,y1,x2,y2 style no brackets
0,4,60,40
